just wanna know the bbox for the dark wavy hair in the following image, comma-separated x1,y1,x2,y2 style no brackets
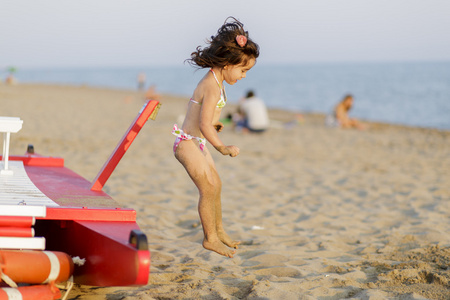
186,17,260,68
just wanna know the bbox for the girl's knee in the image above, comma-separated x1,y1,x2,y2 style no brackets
200,181,220,198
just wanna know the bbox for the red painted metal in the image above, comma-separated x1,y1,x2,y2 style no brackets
0,216,35,227
0,155,64,167
35,219,150,286
135,250,150,285
0,227,33,237
90,100,160,191
25,165,118,208
43,207,136,222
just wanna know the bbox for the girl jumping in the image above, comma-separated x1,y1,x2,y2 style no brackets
172,17,260,258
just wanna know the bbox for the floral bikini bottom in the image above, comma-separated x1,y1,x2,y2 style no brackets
172,124,206,153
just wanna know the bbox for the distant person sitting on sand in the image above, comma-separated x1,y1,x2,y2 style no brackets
236,90,269,133
5,74,17,85
326,94,365,129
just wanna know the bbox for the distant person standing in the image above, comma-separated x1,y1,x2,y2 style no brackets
237,90,269,133
137,72,146,90
4,67,18,85
326,94,365,129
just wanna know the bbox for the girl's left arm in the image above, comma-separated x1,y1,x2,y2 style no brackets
199,92,225,149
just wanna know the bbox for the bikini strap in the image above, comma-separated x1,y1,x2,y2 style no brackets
210,69,223,90
210,69,226,102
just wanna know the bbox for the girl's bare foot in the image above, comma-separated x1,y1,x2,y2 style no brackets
217,230,240,249
203,238,236,258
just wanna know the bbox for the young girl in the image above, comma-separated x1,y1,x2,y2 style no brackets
172,17,259,258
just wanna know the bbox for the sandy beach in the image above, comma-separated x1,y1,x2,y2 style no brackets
1,83,449,299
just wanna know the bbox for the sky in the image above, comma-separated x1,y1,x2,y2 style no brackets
1,0,450,68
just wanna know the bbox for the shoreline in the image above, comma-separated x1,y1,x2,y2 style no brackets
4,82,449,133
2,83,449,299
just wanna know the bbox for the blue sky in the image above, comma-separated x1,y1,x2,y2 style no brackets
1,0,450,68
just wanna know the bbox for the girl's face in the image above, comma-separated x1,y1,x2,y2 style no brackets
223,58,256,85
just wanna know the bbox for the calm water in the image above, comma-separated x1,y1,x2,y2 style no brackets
7,61,450,130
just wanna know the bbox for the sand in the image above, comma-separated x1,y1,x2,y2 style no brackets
1,83,449,299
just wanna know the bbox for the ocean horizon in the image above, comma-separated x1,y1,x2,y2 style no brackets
4,61,450,130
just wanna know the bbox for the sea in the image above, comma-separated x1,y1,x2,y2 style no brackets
7,61,450,130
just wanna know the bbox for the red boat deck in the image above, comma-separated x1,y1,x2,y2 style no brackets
0,156,150,286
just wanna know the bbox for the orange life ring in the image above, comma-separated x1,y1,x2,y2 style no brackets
0,284,61,300
0,250,73,284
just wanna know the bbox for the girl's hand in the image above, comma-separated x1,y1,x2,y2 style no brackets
215,145,240,157
214,122,224,132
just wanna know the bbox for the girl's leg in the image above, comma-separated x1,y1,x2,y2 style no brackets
208,165,240,249
175,141,235,258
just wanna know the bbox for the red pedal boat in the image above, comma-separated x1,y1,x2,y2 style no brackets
0,100,160,297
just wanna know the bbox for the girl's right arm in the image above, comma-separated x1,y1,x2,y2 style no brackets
214,145,240,157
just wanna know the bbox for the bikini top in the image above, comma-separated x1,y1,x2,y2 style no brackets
190,69,227,108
